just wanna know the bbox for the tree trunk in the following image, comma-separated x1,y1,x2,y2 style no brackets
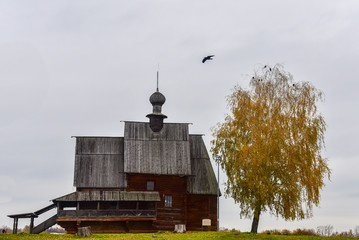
250,208,261,233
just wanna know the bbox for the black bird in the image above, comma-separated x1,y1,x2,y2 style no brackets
202,55,215,63
264,65,272,71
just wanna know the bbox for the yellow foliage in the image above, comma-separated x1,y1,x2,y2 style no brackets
211,65,330,225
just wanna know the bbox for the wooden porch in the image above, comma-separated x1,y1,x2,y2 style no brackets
57,209,157,220
53,190,161,233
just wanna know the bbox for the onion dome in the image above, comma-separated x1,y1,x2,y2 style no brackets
146,90,167,132
149,91,166,107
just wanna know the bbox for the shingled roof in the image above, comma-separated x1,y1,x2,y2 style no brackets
53,191,160,202
124,122,191,175
72,122,217,195
74,137,127,188
187,135,219,195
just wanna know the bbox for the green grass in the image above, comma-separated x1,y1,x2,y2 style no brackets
0,232,357,240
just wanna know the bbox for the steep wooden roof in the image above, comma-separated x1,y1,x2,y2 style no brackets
187,135,219,195
74,137,127,188
124,122,191,175
72,123,218,195
54,191,160,202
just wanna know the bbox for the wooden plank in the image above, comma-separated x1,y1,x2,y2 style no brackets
155,220,182,223
75,137,124,154
186,194,217,230
58,209,156,219
157,212,181,216
123,122,193,176
126,174,189,228
32,214,58,234
7,213,37,218
74,153,126,188
125,140,191,175
57,217,156,222
157,208,183,211
34,203,57,215
54,191,160,202
124,122,191,175
187,135,218,195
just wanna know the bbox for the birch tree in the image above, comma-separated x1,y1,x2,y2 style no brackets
211,65,330,233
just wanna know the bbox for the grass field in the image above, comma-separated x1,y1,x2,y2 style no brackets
0,232,358,240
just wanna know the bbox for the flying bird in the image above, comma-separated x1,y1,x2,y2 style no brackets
202,55,215,63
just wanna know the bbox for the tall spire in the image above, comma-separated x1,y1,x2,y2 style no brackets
156,64,159,91
157,70,159,92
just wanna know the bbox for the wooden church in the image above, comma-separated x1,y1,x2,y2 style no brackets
9,87,219,233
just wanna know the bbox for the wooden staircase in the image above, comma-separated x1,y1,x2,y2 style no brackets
8,203,58,234
32,214,58,234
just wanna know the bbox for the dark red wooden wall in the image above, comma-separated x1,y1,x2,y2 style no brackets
126,173,217,231
126,173,187,230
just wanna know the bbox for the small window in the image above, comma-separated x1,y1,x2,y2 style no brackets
147,181,154,190
164,195,172,207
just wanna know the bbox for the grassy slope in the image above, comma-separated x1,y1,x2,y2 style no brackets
0,232,357,240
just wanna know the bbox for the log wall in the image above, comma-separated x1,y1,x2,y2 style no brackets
126,173,187,230
186,194,217,231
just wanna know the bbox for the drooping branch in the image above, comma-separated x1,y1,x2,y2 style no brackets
211,64,330,232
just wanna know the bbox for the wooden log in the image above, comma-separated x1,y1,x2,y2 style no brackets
77,226,91,237
29,217,34,234
57,217,156,222
12,218,17,234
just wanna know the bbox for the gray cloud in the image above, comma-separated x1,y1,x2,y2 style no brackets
1,0,359,232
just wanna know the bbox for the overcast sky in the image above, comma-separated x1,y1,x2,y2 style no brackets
1,0,359,233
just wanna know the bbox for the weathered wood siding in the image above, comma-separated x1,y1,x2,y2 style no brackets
124,122,191,175
74,137,126,188
54,191,160,202
126,174,187,230
187,135,218,195
75,137,123,154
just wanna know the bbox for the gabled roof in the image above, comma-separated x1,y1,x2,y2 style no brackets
74,137,127,188
71,123,218,195
124,122,191,175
